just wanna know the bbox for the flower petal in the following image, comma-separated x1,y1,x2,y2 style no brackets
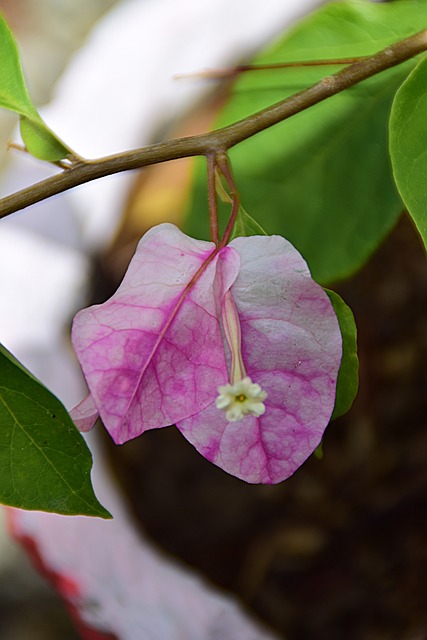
69,393,99,432
71,224,240,444
177,235,342,484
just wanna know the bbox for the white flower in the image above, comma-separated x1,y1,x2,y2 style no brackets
216,376,267,422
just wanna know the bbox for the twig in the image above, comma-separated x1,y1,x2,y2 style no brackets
207,154,219,245
216,154,240,248
176,57,367,80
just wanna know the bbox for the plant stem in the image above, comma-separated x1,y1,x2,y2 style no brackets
207,154,219,245
216,155,240,248
184,57,368,79
1,28,427,220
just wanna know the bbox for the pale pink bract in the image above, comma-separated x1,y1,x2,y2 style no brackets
71,223,342,484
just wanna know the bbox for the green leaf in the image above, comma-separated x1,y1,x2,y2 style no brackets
326,290,359,420
19,115,71,162
185,0,427,283
0,345,111,518
314,442,324,460
0,13,72,161
389,56,427,249
230,205,268,240
0,14,36,117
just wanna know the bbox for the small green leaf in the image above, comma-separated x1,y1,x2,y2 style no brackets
390,55,427,249
0,13,72,161
326,290,359,419
0,345,111,518
230,205,268,240
19,115,71,162
314,442,324,460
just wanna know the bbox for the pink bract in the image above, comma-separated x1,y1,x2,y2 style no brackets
71,223,342,484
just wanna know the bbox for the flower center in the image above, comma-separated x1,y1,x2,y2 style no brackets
216,376,267,422
216,290,267,422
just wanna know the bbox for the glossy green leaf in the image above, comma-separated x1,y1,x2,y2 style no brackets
390,56,427,249
186,0,427,283
326,290,359,419
0,345,111,517
0,13,72,161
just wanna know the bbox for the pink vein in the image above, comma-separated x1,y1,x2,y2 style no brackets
120,245,223,425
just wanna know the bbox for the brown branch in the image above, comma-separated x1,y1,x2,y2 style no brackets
1,28,427,220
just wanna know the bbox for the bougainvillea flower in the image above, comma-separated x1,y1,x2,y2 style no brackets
71,223,342,483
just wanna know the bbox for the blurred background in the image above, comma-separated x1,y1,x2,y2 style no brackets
0,4,117,638
0,1,427,639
